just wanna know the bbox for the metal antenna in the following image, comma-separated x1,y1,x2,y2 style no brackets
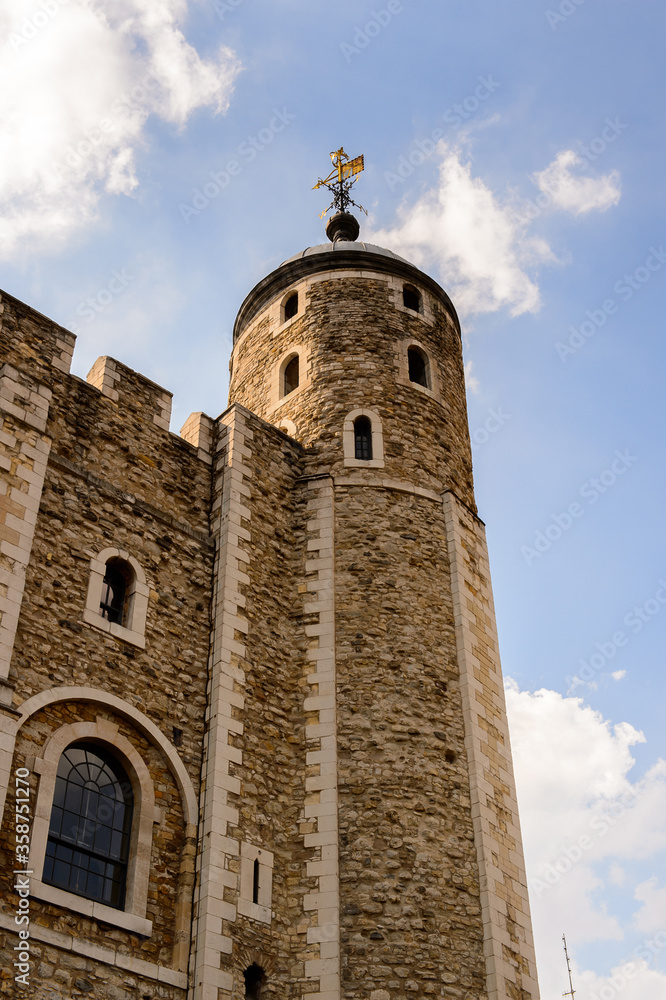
562,934,576,1000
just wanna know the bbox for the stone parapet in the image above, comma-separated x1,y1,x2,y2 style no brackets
86,356,173,430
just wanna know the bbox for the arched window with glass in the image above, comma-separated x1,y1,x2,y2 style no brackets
354,415,373,460
43,743,133,909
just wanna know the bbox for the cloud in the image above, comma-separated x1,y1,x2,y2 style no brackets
55,250,188,372
465,360,480,394
533,149,621,216
580,958,666,1000
505,681,666,997
369,142,554,318
0,0,240,258
633,878,666,934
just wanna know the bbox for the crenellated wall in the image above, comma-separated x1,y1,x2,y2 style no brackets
0,290,213,999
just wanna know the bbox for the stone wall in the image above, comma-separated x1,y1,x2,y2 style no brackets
0,701,190,999
193,406,327,1000
0,240,540,1000
0,291,214,998
334,486,486,999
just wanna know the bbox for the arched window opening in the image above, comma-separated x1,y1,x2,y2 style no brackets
354,416,373,461
408,347,430,388
99,558,134,625
284,291,298,321
244,964,266,1000
43,743,133,910
283,355,299,396
252,857,260,904
403,284,422,312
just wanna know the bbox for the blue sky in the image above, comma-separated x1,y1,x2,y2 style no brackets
1,1,665,996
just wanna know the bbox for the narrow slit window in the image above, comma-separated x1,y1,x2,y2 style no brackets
408,347,430,388
403,284,422,312
284,292,298,321
283,355,299,396
252,857,260,904
354,416,373,461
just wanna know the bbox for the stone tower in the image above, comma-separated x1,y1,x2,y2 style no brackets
0,214,539,1000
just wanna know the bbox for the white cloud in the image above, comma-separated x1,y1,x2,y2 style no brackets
369,142,554,318
613,669,627,681
505,681,666,998
465,360,480,394
633,878,666,934
0,0,240,258
580,958,666,1000
533,149,621,216
609,863,627,886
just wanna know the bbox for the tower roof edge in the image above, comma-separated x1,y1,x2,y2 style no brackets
233,243,460,345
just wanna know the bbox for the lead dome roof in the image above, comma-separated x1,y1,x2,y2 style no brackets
282,242,411,266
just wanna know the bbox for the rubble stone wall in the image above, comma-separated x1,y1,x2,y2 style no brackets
0,291,213,999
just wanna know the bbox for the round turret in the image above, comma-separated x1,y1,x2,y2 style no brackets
229,241,475,511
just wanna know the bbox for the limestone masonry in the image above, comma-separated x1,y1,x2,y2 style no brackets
0,227,540,1000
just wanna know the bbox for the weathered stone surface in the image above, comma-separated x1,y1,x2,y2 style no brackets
0,240,539,1000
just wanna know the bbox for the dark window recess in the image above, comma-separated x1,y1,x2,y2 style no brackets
283,356,299,396
408,348,429,388
99,558,132,625
284,292,298,320
403,284,421,312
354,416,373,460
244,965,266,1000
43,743,133,909
252,858,260,904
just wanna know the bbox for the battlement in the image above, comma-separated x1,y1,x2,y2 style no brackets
0,288,216,462
86,355,173,431
0,290,75,380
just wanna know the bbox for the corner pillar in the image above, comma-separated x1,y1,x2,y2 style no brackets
443,491,540,1000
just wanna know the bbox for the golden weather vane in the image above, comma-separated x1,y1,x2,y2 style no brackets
313,147,367,219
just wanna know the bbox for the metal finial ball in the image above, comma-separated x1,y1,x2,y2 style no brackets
325,212,360,243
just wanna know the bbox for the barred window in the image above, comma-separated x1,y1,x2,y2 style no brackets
43,743,133,910
99,558,133,625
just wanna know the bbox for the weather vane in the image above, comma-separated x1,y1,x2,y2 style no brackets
313,147,367,220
